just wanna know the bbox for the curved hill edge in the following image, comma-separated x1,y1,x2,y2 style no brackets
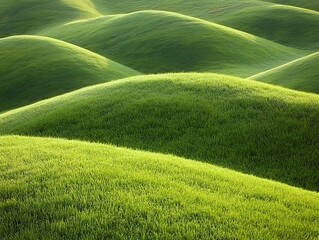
218,4,319,49
249,52,319,93
1,135,318,238
39,10,303,76
0,73,318,191
0,35,140,112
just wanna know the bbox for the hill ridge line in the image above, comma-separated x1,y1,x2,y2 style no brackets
249,51,319,79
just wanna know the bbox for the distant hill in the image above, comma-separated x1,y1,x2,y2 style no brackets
0,0,101,38
0,35,140,112
40,10,302,76
219,5,319,49
250,52,319,94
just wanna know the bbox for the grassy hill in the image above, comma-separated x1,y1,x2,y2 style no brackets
87,1,319,50
1,1,318,238
249,52,319,94
219,4,319,49
40,10,304,77
1,73,318,191
0,35,140,112
1,136,318,239
0,0,103,38
90,0,269,18
264,0,319,11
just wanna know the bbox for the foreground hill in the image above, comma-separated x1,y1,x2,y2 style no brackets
1,73,318,190
1,136,318,239
249,52,319,94
40,10,302,76
0,0,102,38
0,35,140,112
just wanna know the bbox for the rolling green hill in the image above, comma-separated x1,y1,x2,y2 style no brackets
40,10,303,76
83,1,319,50
90,0,269,18
264,0,319,11
219,5,319,49
1,136,318,239
249,52,319,94
0,0,102,38
1,1,318,239
1,73,318,191
0,35,140,112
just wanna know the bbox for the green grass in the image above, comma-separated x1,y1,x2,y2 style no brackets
39,10,303,76
83,1,319,50
264,0,319,11
218,4,319,49
1,1,318,238
1,73,318,191
0,0,102,38
1,136,318,239
249,52,319,94
90,0,270,19
0,35,140,112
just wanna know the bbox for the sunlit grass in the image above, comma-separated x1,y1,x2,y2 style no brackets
1,136,318,239
1,73,318,191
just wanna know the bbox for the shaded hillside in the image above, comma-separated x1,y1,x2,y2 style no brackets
0,73,318,190
249,52,319,94
0,35,140,112
0,0,102,37
220,5,319,49
40,10,302,76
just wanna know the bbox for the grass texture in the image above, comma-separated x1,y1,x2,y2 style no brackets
1,1,318,238
249,52,319,94
0,35,140,112
0,73,318,191
1,136,318,239
40,10,303,76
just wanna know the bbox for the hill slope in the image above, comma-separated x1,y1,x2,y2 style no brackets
0,73,318,191
0,35,140,112
90,0,269,18
264,0,319,11
1,136,318,239
219,5,319,49
87,1,319,50
249,52,319,94
0,0,102,38
40,10,302,76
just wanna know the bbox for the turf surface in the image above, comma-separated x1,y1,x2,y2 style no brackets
1,73,318,191
1,136,318,239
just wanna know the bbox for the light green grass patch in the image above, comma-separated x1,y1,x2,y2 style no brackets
0,136,318,239
0,73,318,191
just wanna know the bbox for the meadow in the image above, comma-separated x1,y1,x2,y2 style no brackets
0,0,318,239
